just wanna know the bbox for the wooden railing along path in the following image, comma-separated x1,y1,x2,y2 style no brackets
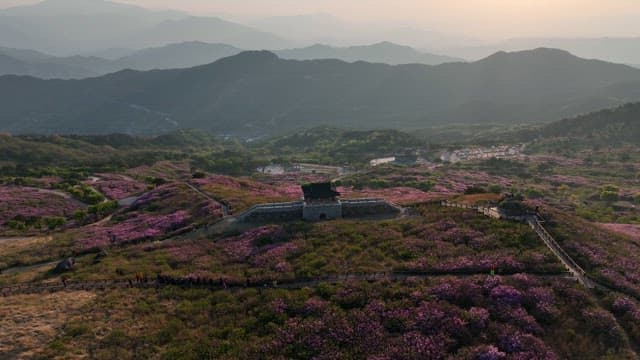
441,200,595,288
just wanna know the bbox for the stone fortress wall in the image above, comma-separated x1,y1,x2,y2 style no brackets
238,201,304,223
237,198,402,223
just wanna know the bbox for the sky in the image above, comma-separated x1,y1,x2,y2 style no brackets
2,0,640,40
120,0,640,39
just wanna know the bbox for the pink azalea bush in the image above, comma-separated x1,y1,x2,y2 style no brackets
259,276,620,359
0,185,83,230
424,254,525,274
126,160,191,180
164,240,214,263
193,175,302,212
598,223,640,239
338,186,446,205
609,295,640,345
30,176,64,189
76,210,190,250
528,155,584,167
73,181,226,250
220,225,297,273
542,175,592,187
85,173,148,200
444,170,513,190
549,211,640,297
132,183,224,220
612,296,640,321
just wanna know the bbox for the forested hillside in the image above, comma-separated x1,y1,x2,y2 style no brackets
1,49,640,136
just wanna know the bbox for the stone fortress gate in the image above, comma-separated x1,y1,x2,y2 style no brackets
237,182,402,223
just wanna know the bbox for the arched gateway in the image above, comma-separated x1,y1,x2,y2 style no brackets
302,182,342,221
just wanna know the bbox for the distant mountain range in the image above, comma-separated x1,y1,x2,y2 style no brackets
444,37,640,65
0,0,290,55
248,13,479,50
0,41,462,79
1,48,640,136
276,42,462,65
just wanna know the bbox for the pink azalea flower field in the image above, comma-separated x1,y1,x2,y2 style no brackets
0,185,83,231
259,275,624,359
75,210,190,250
193,175,302,213
338,186,447,205
126,160,191,180
85,173,148,200
73,182,224,250
598,223,640,239
548,210,640,298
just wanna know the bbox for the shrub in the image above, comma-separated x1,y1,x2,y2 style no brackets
465,186,487,195
599,185,620,203
524,188,544,199
6,219,27,230
488,184,503,194
64,322,90,338
73,209,88,222
88,200,118,216
418,181,435,192
66,183,105,205
102,329,129,347
43,216,65,230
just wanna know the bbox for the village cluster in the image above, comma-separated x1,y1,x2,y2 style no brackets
440,144,526,163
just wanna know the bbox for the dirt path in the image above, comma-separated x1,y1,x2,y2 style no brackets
183,182,230,216
0,270,572,297
0,235,52,254
0,236,43,244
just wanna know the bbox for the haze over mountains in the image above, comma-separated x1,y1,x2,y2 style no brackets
0,41,462,79
0,43,244,78
2,0,640,139
1,48,639,136
248,13,477,50
0,0,289,55
3,0,640,67
276,42,462,66
445,37,640,66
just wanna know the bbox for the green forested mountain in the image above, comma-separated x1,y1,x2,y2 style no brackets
1,48,640,136
0,41,457,80
529,103,640,145
261,127,424,163
0,130,225,175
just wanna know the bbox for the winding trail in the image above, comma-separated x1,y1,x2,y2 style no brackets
0,270,572,297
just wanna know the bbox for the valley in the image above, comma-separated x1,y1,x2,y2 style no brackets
0,116,639,358
2,0,640,358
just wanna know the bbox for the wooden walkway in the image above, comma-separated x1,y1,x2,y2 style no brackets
441,201,595,288
527,216,595,288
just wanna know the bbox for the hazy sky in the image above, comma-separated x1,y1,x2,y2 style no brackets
3,0,640,39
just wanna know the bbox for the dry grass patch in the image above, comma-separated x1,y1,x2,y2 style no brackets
0,291,95,359
0,236,53,256
454,193,504,205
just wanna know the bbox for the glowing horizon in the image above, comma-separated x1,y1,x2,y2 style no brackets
2,0,640,40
